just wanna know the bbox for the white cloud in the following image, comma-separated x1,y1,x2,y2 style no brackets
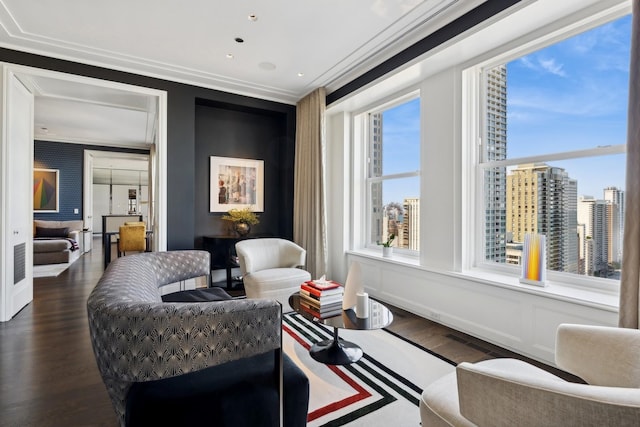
518,55,566,77
538,58,566,77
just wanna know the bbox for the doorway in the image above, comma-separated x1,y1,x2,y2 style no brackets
84,150,150,236
1,63,167,321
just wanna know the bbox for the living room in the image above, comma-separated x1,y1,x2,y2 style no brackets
1,0,639,425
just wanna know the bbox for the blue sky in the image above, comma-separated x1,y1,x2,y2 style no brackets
381,14,631,204
380,98,420,205
506,14,630,197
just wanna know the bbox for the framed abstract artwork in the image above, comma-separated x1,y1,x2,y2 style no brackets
34,168,59,212
210,156,264,212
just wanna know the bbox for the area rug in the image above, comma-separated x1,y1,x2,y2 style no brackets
283,313,456,427
33,262,71,278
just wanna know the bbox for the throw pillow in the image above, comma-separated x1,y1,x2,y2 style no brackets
36,227,69,238
161,288,233,302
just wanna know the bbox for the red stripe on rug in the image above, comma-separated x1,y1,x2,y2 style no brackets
283,324,372,422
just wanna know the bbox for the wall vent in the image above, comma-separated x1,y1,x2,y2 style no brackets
14,243,26,284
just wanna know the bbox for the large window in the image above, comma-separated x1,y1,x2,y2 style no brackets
365,95,421,252
478,14,630,283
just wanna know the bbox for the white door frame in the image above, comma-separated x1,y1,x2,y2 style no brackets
84,150,151,235
0,64,167,321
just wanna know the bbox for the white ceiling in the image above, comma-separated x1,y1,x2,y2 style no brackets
19,73,158,147
0,0,485,147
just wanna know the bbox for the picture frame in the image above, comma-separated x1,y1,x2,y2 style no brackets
210,156,264,212
34,168,59,212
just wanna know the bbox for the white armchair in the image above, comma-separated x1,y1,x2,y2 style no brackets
420,324,640,426
236,238,311,311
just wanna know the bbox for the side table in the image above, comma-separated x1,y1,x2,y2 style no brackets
289,292,393,365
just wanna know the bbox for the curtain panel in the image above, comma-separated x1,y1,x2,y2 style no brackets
293,88,327,279
619,0,640,329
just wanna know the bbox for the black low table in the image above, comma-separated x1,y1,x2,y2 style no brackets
289,292,393,365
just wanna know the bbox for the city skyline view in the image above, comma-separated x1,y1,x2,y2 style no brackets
380,13,630,205
506,14,630,198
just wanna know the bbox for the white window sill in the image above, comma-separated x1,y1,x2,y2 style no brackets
456,269,619,313
348,248,420,267
347,249,619,313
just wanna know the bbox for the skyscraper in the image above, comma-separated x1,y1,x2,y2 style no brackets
578,196,609,276
369,112,383,245
506,163,578,273
484,65,507,263
603,186,624,265
402,197,420,251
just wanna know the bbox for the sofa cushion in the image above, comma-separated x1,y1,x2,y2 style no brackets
36,226,69,238
33,220,83,236
161,287,233,302
33,238,73,252
246,268,311,288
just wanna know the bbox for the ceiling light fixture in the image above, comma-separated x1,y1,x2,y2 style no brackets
235,37,244,43
248,14,258,22
226,53,234,59
297,72,304,77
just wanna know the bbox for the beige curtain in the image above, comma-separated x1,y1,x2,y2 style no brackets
294,88,327,279
619,0,640,329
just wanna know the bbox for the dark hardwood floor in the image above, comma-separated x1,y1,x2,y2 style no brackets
1,237,118,426
0,239,573,426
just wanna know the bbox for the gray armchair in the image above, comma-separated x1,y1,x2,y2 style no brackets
87,251,298,426
420,324,640,426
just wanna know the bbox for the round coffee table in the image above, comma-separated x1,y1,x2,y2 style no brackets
288,292,393,365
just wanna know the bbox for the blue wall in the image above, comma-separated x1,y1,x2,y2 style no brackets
34,141,149,221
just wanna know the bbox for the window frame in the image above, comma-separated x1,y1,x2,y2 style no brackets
464,8,630,294
354,89,422,256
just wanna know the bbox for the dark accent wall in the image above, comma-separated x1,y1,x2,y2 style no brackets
193,101,295,246
327,0,524,105
33,141,149,221
0,47,296,250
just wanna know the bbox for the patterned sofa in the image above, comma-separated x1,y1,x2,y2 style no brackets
33,219,82,265
87,250,309,426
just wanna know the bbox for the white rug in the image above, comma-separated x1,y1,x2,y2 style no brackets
33,262,71,278
283,313,456,427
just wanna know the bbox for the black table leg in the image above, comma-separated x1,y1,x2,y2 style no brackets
103,234,111,268
309,327,363,365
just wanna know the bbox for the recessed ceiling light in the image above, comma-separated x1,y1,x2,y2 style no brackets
297,72,305,77
248,14,258,22
226,53,234,59
235,37,244,43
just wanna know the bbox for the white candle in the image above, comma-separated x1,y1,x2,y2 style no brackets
356,292,369,318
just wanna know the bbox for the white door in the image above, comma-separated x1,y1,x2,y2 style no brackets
1,71,34,321
83,151,93,231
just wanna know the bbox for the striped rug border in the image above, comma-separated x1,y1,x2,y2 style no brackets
283,313,451,426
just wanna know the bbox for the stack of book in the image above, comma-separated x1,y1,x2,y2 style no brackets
299,279,344,318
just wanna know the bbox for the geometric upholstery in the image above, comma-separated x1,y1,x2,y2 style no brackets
87,250,283,425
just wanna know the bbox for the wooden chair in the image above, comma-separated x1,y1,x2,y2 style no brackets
117,223,146,257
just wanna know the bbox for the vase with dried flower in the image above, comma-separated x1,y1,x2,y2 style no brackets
221,207,260,236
